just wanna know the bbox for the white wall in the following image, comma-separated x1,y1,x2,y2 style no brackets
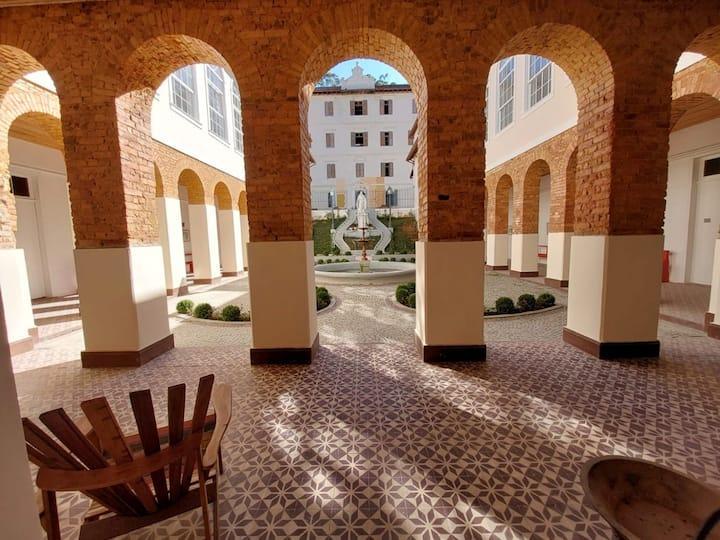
10,138,76,298
538,174,550,246
664,117,720,283
151,65,246,181
309,87,416,207
485,56,578,170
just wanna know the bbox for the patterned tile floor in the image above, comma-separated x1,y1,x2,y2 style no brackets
14,279,720,539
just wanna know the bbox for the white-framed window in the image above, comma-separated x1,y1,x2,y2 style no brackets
380,99,393,115
324,101,334,116
355,162,365,177
326,163,336,179
496,57,514,132
350,100,367,116
170,66,199,121
527,55,552,109
381,162,394,177
325,132,335,148
231,79,243,153
380,131,393,147
351,132,368,147
206,65,228,141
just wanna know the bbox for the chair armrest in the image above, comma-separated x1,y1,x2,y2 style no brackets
37,432,202,492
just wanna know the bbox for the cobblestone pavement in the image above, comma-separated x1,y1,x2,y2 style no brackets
12,275,720,538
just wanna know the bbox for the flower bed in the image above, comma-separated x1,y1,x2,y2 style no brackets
394,283,556,316
176,286,334,323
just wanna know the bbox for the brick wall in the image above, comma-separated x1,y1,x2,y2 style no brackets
0,1,718,246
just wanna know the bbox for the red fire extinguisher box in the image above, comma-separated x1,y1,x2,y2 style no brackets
662,250,670,283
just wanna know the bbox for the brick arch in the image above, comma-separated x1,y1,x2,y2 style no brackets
684,25,720,67
671,59,720,132
517,159,550,234
295,26,428,241
550,148,577,234
0,67,61,247
487,174,513,235
213,181,233,211
238,191,247,216
491,23,614,236
154,163,164,198
178,169,205,206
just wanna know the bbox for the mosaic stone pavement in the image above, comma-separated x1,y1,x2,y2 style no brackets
12,280,720,539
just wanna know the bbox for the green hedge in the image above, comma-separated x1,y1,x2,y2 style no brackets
395,287,557,315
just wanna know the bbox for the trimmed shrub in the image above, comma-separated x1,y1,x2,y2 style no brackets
193,302,214,319
405,282,416,294
176,300,194,314
331,246,341,255
318,259,325,264
495,297,515,314
400,250,407,255
389,257,397,262
380,257,389,261
220,304,242,322
517,294,536,312
396,284,410,305
316,286,331,310
344,251,352,256
536,292,556,309
407,293,416,309
409,257,416,263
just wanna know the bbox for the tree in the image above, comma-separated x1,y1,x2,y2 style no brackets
376,73,391,86
317,72,341,87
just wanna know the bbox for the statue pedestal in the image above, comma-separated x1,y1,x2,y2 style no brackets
359,259,370,273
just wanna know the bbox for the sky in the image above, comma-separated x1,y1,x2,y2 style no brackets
326,59,408,84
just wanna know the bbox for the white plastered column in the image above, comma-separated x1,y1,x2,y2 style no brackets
545,232,572,287
75,246,173,366
565,235,662,358
188,204,221,283
0,249,36,354
217,209,244,275
416,240,485,362
247,240,318,363
510,233,538,276
240,213,249,270
706,237,720,335
0,292,44,538
156,197,188,294
485,233,508,269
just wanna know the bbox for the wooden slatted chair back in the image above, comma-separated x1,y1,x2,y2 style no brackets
22,374,220,539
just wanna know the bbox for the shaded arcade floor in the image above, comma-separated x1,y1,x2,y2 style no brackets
12,279,720,538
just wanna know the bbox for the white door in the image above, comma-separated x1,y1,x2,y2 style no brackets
15,197,46,298
690,174,720,285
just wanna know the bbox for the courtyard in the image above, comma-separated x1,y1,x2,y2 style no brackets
12,274,720,538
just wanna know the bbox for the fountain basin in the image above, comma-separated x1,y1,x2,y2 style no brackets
315,261,415,285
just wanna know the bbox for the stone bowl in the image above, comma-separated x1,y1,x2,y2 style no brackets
582,456,720,540
314,261,415,285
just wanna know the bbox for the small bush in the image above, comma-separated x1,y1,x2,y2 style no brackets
344,251,352,256
517,294,536,312
390,257,397,262
405,282,416,294
400,250,407,255
536,292,556,309
407,293,416,308
193,302,214,319
495,297,515,314
376,250,384,255
316,286,331,310
396,284,410,305
176,300,194,314
331,246,341,255
380,257,389,261
317,259,325,264
220,304,242,322
410,257,416,263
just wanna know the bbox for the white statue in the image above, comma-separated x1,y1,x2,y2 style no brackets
356,191,368,229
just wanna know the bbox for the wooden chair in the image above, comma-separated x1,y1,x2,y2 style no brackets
23,374,232,540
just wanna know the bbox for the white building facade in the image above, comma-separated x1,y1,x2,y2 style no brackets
484,52,717,286
308,64,416,212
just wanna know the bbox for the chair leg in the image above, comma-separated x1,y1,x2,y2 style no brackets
42,490,61,540
197,457,211,539
218,446,224,475
212,475,220,540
